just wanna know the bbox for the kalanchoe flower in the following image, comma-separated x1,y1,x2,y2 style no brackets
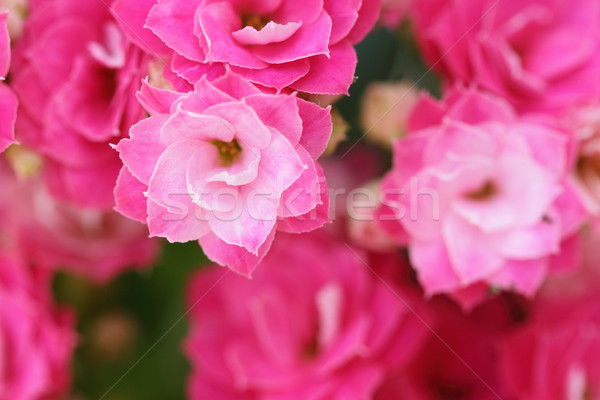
376,87,587,307
374,294,522,400
0,157,159,283
0,11,17,153
184,231,427,400
0,252,76,400
411,0,600,112
113,0,381,94
115,70,331,276
10,0,149,208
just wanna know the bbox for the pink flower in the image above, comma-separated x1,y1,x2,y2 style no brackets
114,0,381,94
0,11,17,153
10,0,149,208
0,158,159,283
498,296,600,400
374,295,520,400
184,231,427,400
115,70,331,276
376,87,586,306
0,252,76,400
411,0,600,112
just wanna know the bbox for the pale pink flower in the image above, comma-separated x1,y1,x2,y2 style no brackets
115,71,331,276
0,159,159,283
184,231,427,400
376,87,587,306
0,251,76,400
113,0,381,94
10,0,149,208
411,0,600,112
0,11,17,153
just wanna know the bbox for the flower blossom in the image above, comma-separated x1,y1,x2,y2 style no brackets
115,70,331,276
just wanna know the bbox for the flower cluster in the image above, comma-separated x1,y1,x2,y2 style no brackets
2,0,600,398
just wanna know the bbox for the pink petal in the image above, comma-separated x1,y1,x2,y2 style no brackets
232,21,301,46
199,2,267,68
206,181,279,254
488,258,549,296
161,108,236,144
244,93,303,146
177,79,236,114
136,78,183,115
252,12,332,64
146,140,203,204
116,115,169,185
0,84,17,152
147,198,210,242
0,12,9,78
210,69,261,99
111,0,170,55
257,130,305,194
442,213,504,286
114,166,149,223
198,229,277,277
204,101,272,149
231,60,310,92
346,0,382,44
277,163,330,233
297,98,332,159
324,0,361,44
290,40,357,95
277,146,320,218
146,0,206,61
273,0,323,24
489,221,561,260
409,239,461,295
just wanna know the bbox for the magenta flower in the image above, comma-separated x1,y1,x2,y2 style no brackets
411,0,600,112
376,87,587,306
0,252,76,400
374,296,515,400
499,295,600,400
10,0,149,208
184,231,427,400
114,0,380,94
0,160,159,283
115,70,331,276
0,11,17,153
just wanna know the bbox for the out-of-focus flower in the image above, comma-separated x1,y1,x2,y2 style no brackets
0,158,159,283
0,251,76,400
374,295,522,400
412,0,600,112
380,0,413,29
115,70,331,277
113,0,380,94
360,81,420,149
10,0,149,208
0,0,27,39
0,11,17,153
185,231,427,400
499,292,600,400
376,87,587,307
